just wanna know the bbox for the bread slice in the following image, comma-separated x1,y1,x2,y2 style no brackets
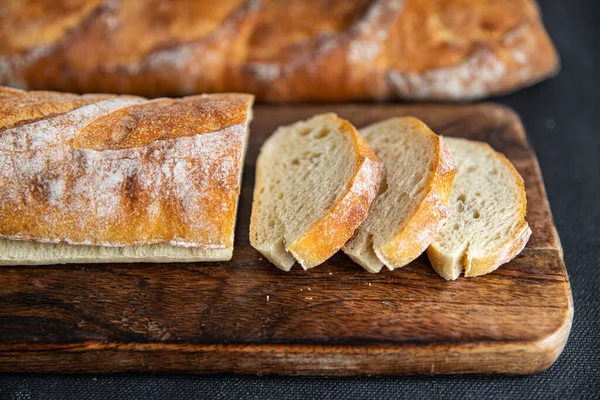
427,137,532,280
250,114,381,271
343,117,456,273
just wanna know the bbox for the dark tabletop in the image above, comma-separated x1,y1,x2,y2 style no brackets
1,0,599,398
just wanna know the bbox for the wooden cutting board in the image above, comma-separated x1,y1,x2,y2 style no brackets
0,104,572,375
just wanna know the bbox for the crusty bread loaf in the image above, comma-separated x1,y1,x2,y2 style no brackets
343,118,456,273
427,137,531,280
0,87,253,264
0,0,558,101
250,114,381,271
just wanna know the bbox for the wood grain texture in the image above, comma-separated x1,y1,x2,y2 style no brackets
0,104,572,375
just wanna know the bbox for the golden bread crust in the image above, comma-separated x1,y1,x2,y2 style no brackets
465,222,532,277
0,0,558,101
0,87,253,248
74,94,252,150
0,88,116,131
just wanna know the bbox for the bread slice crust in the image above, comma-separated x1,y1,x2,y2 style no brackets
343,117,456,272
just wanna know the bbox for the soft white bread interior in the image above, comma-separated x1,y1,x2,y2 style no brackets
427,137,531,280
250,113,381,271
343,117,456,273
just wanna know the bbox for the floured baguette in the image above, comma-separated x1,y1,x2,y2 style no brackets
0,1,558,102
0,87,254,265
427,137,532,280
250,114,381,271
343,117,456,273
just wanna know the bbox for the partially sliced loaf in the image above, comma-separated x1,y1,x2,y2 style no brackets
0,88,254,264
427,137,532,280
250,114,381,271
343,117,456,273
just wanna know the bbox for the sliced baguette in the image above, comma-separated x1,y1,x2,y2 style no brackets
250,114,381,271
343,117,456,273
427,137,532,280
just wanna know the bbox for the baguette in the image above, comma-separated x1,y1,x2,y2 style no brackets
343,118,456,272
0,87,254,265
250,114,381,271
0,0,558,101
427,137,531,280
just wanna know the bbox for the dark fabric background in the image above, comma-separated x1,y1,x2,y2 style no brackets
1,0,599,398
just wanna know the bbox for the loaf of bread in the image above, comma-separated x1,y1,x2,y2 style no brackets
250,114,381,271
0,0,558,102
427,137,531,280
0,86,253,265
343,117,456,273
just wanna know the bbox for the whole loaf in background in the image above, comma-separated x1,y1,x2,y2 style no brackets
0,0,558,102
